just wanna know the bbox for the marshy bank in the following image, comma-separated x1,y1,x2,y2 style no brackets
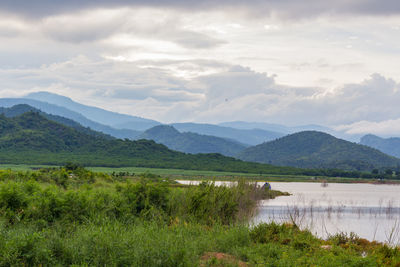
0,168,399,266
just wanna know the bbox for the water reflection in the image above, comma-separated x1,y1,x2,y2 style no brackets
177,180,400,244
255,182,400,245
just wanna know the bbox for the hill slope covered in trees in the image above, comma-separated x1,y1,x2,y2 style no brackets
0,104,113,139
0,98,141,139
237,131,400,171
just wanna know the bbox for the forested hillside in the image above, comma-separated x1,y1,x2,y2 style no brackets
0,99,141,139
238,131,400,171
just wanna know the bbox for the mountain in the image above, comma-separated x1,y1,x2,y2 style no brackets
0,104,113,139
219,121,291,133
219,121,361,142
0,111,302,175
237,131,400,171
138,125,247,156
0,98,141,139
360,134,400,158
171,123,284,146
26,91,160,131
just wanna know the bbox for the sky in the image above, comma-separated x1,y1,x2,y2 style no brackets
0,1,400,136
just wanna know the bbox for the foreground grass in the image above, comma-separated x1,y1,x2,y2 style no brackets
1,219,399,266
0,167,399,266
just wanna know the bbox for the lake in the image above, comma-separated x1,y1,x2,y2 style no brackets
177,180,400,244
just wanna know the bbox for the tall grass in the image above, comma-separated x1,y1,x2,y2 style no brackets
0,167,399,266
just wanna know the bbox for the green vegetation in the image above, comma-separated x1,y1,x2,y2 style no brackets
0,104,113,139
0,101,141,139
0,167,399,266
238,131,400,172
0,111,303,175
139,125,247,156
2,164,399,183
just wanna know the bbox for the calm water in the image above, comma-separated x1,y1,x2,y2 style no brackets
177,180,400,244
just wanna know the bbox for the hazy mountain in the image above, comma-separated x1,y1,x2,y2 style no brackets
138,125,247,156
171,122,284,146
0,104,113,139
237,131,400,171
26,91,160,131
220,121,360,142
219,121,291,133
0,111,300,174
360,134,400,158
0,98,141,139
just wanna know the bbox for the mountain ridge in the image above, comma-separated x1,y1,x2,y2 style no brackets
0,111,303,175
360,134,400,159
26,91,160,130
171,122,284,146
138,125,247,156
237,131,400,171
0,98,141,139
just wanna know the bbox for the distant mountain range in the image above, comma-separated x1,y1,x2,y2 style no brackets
2,92,361,144
237,131,400,171
0,104,113,140
171,123,283,146
0,98,141,139
0,110,302,174
26,92,160,131
360,134,400,159
1,102,400,173
2,92,400,173
138,125,247,156
220,121,361,142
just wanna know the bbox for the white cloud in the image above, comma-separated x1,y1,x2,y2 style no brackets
0,4,399,132
336,119,400,137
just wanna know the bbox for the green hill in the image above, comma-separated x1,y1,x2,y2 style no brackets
360,134,400,158
138,125,247,156
0,111,303,174
0,98,141,139
237,131,400,171
0,104,113,139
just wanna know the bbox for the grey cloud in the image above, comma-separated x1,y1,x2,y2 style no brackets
171,31,227,49
1,0,400,19
33,10,226,48
41,18,124,43
0,56,204,103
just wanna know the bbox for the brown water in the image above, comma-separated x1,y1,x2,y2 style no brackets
177,180,400,244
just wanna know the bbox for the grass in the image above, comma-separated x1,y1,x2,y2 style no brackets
0,167,399,265
2,164,398,184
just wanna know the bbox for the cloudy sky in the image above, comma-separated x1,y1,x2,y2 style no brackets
0,1,400,136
